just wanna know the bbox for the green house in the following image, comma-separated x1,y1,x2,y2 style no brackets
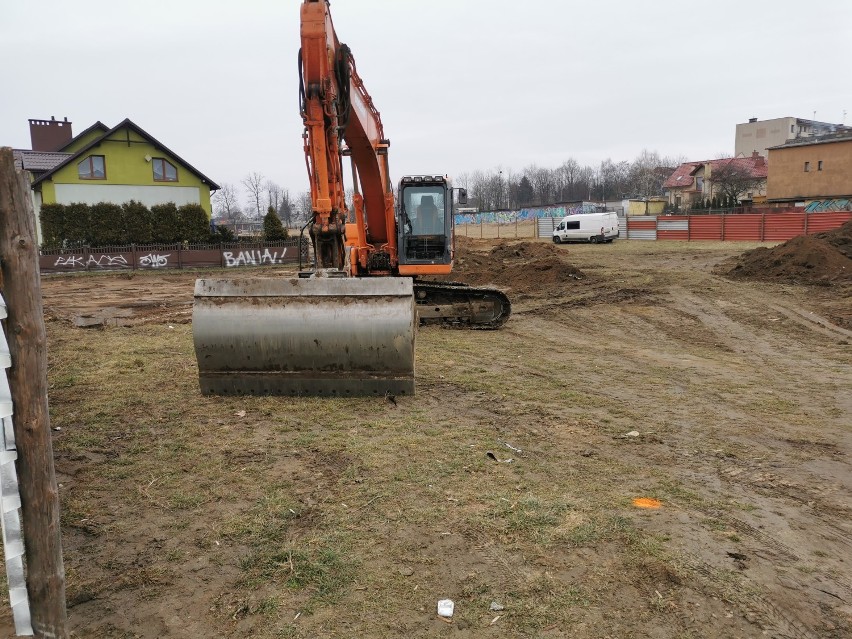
17,117,219,241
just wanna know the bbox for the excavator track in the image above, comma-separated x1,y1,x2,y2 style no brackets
413,281,511,329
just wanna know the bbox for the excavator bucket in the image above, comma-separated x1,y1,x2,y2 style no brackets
192,277,415,397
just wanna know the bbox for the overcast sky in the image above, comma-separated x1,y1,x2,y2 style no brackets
2,0,850,204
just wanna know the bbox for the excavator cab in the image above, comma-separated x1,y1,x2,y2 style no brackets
398,175,453,267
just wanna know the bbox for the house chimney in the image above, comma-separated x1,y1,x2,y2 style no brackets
748,117,758,123
752,150,760,158
28,116,73,152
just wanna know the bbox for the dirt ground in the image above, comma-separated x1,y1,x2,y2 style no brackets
1,238,851,638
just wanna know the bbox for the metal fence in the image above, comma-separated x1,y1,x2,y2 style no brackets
529,211,851,242
627,211,852,241
39,239,309,273
456,216,536,239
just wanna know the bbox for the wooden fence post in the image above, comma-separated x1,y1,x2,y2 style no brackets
0,147,69,637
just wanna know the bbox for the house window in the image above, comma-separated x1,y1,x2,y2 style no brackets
696,176,704,191
78,155,105,179
153,158,178,182
818,160,823,171
790,124,794,133
804,162,810,172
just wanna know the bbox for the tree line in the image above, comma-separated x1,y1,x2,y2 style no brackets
455,150,689,212
216,149,688,224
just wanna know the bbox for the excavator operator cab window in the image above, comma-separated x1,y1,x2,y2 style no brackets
399,184,450,263
405,187,446,236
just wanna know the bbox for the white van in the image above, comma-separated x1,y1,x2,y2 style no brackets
552,211,619,244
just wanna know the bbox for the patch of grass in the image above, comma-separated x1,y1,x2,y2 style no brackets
254,596,280,617
503,496,573,540
221,486,300,544
240,546,355,611
167,490,208,510
506,572,589,633
558,514,635,548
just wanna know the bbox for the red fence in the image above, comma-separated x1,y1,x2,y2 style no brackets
39,239,308,274
626,211,852,241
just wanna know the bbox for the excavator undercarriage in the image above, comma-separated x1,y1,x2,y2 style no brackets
414,281,511,329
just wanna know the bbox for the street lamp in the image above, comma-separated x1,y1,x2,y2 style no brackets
498,170,510,211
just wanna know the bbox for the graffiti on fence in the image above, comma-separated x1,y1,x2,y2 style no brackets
53,254,128,269
40,242,302,273
223,248,289,267
804,199,851,213
454,202,603,225
138,253,172,268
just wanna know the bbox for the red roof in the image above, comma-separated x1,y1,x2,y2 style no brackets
664,156,767,189
710,156,768,179
663,162,701,189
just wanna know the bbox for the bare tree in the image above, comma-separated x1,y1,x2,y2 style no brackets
525,164,555,205
241,172,265,219
454,172,470,191
557,158,581,201
709,160,765,205
264,180,283,213
662,154,688,168
277,187,295,227
467,169,486,210
295,190,313,225
629,150,664,197
212,183,242,223
627,150,670,214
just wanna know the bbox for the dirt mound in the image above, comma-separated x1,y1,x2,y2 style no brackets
815,219,852,260
725,221,852,284
451,240,585,294
488,241,563,262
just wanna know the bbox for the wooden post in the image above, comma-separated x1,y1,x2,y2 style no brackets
0,148,69,638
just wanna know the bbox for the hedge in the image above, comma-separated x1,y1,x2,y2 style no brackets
39,200,219,248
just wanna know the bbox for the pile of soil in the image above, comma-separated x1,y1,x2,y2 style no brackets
450,240,586,294
487,241,563,262
724,220,852,284
816,220,852,259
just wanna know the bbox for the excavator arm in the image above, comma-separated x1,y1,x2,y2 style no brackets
299,0,397,274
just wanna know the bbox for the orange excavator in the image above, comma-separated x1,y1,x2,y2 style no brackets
192,0,510,397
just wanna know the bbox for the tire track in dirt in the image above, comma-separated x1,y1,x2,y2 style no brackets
677,555,820,639
769,303,852,341
462,528,528,587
